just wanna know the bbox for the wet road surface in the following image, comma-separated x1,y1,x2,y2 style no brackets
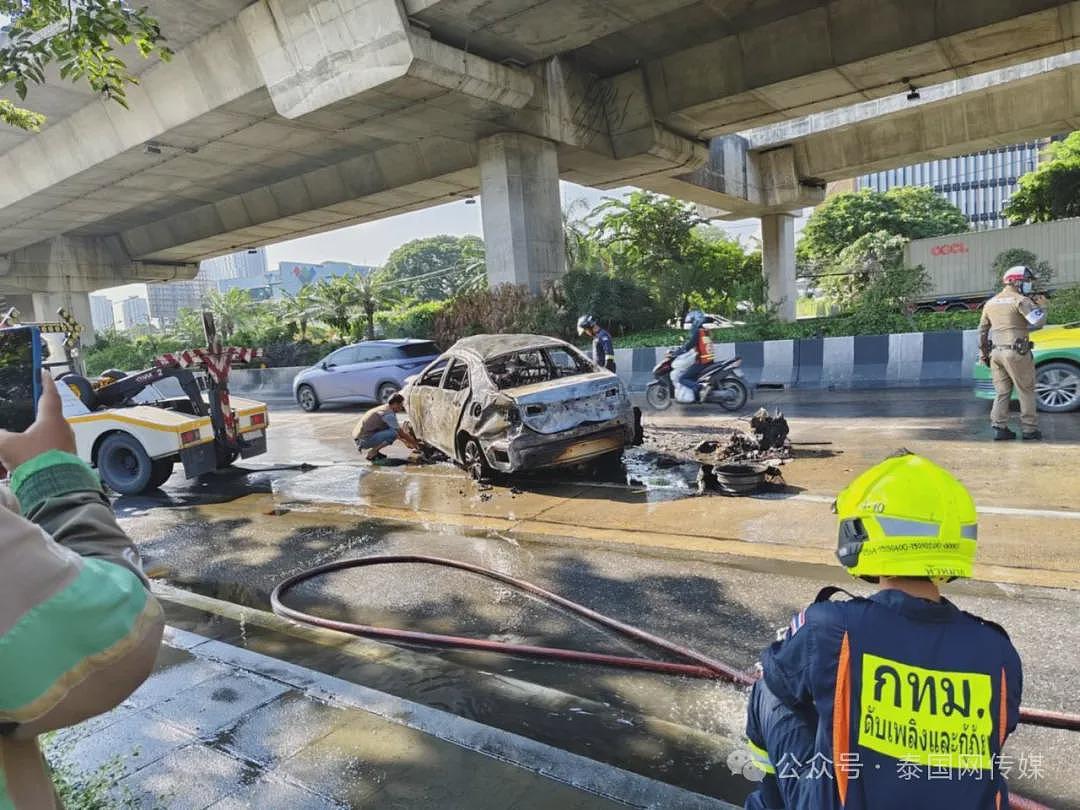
115,387,1079,808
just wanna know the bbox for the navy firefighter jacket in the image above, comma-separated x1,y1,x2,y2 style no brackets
593,328,614,369
757,589,1022,810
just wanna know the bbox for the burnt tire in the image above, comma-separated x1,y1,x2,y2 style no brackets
297,384,320,412
645,382,672,410
97,432,154,495
462,436,492,482
147,458,175,490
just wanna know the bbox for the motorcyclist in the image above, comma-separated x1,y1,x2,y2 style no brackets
672,309,713,401
743,452,1022,810
577,314,616,373
978,266,1047,441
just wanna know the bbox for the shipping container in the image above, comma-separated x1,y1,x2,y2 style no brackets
904,218,1080,311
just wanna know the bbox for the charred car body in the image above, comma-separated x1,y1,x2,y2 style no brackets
403,335,640,478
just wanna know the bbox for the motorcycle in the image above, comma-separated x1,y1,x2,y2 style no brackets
645,352,749,411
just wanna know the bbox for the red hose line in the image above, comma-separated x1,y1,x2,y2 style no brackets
271,555,1069,810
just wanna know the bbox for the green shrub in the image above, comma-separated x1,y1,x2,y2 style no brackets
376,300,448,340
433,285,571,347
1049,285,1080,323
559,269,666,335
84,332,186,375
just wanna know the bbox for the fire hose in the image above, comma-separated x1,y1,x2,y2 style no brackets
271,555,1077,810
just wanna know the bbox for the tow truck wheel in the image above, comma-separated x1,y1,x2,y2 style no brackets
97,433,154,495
297,384,320,412
148,459,174,490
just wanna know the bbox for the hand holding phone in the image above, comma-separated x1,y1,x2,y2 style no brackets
0,372,77,477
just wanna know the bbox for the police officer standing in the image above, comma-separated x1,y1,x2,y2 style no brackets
978,266,1047,441
743,453,1023,810
577,314,616,373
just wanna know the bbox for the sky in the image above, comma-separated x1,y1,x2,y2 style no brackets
95,181,779,303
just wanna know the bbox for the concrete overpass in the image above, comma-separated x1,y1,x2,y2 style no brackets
1,0,1079,327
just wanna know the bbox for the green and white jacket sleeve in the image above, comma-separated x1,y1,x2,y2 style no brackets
0,451,164,810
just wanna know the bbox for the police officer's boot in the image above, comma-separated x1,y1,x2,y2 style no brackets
993,426,1016,441
1022,430,1042,441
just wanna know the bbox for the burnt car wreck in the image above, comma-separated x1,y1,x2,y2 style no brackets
403,334,641,479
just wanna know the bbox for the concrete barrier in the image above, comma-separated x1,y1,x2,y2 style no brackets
612,328,980,392
216,329,978,401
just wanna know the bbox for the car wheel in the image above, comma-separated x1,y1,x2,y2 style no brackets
462,436,492,482
97,433,153,495
377,382,400,404
1036,362,1080,413
147,458,175,490
297,384,320,412
60,373,98,410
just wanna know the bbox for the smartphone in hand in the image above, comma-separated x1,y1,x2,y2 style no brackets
0,326,44,434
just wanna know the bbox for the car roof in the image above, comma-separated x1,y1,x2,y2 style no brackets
345,338,435,347
449,334,569,361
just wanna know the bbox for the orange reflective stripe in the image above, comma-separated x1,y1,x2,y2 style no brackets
999,667,1008,746
833,631,852,806
996,791,1002,810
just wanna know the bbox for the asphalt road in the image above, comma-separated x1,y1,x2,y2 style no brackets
119,387,1079,808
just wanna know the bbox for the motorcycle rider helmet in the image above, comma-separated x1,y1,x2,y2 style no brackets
833,452,977,583
577,314,598,336
683,309,706,330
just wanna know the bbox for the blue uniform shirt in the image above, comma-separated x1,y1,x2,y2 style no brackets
593,328,614,368
752,589,1023,810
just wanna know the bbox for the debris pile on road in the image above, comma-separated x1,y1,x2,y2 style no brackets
693,409,792,465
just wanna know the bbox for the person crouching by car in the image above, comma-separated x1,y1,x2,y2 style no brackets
352,393,420,464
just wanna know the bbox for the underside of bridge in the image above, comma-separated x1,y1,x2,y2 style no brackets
0,0,1078,327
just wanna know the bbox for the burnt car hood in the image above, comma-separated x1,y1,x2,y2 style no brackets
501,372,629,435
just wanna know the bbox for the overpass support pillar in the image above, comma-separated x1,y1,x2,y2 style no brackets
32,291,94,348
761,214,796,323
479,133,565,293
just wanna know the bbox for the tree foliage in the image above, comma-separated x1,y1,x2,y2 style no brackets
382,235,486,301
990,248,1055,292
798,187,968,268
0,0,171,130
1004,132,1080,224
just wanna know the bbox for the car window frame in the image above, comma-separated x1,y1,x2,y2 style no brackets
417,357,451,387
324,346,358,367
442,358,470,392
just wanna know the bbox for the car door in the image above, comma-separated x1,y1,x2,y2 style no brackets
424,358,471,452
406,357,450,445
315,346,361,400
333,344,388,402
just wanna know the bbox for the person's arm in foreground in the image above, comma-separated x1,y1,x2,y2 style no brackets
0,374,164,807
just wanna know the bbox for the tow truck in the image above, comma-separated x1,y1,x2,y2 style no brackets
1,308,270,495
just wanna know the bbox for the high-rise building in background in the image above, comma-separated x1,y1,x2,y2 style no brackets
89,295,115,333
118,296,150,331
216,260,373,300
197,247,268,283
856,139,1053,231
147,278,216,327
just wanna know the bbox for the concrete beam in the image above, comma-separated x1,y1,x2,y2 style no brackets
0,236,196,294
238,0,534,120
784,62,1080,182
640,0,1080,137
120,138,480,262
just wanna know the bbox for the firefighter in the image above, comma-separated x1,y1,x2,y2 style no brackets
577,314,616,373
978,266,1047,441
743,452,1022,810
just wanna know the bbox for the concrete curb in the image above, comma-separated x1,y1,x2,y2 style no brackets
160,622,739,810
223,328,978,399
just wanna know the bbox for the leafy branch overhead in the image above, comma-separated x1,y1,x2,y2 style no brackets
0,0,170,130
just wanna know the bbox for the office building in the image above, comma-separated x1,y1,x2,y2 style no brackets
197,247,268,283
118,296,150,331
856,139,1052,230
147,278,215,326
89,295,115,333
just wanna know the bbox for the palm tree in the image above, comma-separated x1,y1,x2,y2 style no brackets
310,276,359,338
204,288,255,342
351,269,402,340
277,285,317,340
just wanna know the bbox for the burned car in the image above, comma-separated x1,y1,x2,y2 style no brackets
403,334,640,478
